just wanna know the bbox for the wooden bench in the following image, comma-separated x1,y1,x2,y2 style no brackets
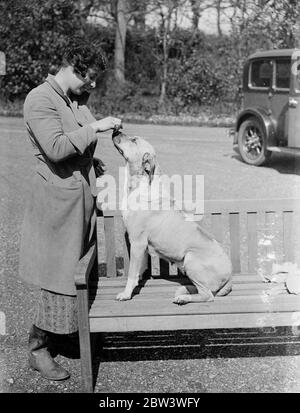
75,198,300,392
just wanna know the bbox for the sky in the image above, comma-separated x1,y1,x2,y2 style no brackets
145,3,233,35
198,8,231,34
90,5,232,35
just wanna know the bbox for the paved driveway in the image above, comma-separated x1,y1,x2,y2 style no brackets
98,122,300,200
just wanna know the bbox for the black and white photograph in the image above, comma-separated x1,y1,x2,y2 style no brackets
0,0,300,397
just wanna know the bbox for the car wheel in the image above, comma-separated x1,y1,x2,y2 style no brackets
237,117,271,166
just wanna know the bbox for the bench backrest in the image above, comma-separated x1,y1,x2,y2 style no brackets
96,199,300,278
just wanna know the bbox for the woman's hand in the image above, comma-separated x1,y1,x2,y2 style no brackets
90,116,122,133
93,157,107,177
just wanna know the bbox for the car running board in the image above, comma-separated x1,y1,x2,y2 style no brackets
267,146,300,156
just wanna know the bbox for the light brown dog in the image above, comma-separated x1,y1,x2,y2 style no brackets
112,132,232,304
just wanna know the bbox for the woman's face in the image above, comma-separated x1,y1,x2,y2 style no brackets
70,67,98,95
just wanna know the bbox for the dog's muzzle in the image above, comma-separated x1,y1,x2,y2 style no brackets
112,124,122,140
112,133,125,156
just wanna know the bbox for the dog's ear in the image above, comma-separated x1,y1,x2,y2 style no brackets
142,152,156,183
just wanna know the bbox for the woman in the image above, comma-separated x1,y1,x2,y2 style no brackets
19,41,121,381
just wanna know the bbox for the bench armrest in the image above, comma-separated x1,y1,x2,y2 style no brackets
75,242,97,288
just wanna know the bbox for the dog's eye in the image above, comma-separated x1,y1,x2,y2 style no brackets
131,138,137,143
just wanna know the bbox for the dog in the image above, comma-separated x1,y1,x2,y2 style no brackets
112,131,232,305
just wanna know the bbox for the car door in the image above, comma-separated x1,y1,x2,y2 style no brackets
288,50,300,148
269,57,290,145
246,58,273,111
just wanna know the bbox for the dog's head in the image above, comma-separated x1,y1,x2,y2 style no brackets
113,132,157,183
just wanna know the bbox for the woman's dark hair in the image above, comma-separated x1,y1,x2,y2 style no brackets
61,39,107,76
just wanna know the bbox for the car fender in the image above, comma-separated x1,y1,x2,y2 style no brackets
234,108,277,146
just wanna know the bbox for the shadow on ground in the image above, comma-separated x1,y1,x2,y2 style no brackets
231,147,300,176
92,326,300,364
39,324,300,391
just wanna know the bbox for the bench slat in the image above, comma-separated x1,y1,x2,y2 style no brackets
247,212,257,273
89,295,300,318
91,275,283,293
89,274,263,287
89,311,300,333
211,213,223,243
229,212,241,273
92,289,288,301
99,198,300,215
92,279,278,291
104,215,116,277
91,284,287,298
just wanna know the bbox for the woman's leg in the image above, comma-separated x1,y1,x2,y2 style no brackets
28,289,79,380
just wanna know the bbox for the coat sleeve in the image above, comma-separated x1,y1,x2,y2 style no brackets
24,91,98,162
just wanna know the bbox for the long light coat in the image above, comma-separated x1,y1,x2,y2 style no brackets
19,75,99,295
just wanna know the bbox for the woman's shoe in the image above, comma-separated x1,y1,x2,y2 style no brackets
28,325,70,381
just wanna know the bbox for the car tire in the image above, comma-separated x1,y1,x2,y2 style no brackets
237,117,272,166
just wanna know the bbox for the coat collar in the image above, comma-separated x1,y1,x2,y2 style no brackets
45,74,71,106
45,74,91,107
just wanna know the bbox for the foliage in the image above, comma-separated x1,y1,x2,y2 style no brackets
1,0,300,117
88,80,160,116
167,52,226,107
231,0,300,50
0,0,87,99
125,28,160,89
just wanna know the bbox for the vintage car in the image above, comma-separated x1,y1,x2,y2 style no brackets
233,49,300,165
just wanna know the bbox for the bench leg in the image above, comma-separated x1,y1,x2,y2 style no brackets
77,287,93,393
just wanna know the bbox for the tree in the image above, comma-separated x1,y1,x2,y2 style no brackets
295,15,300,49
227,0,300,49
90,0,149,84
111,0,129,84
131,0,147,31
190,0,200,31
147,0,190,108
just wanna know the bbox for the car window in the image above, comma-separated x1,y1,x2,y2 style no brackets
275,59,290,89
250,59,273,88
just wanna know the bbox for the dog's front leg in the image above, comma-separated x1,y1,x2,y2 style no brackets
116,242,147,301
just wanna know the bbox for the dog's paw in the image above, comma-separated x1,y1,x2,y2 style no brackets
116,291,132,301
173,294,192,305
175,285,198,297
174,286,189,297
